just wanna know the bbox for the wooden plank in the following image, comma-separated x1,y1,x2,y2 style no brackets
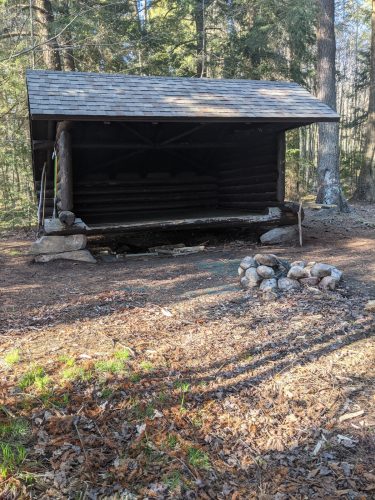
277,131,286,202
218,181,277,193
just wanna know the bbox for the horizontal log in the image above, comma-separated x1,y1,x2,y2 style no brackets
219,192,277,201
74,192,217,204
74,177,216,188
72,142,260,150
219,182,277,193
219,163,277,177
73,184,218,196
219,174,277,186
221,201,278,209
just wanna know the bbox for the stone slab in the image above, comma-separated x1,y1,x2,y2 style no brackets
35,249,96,263
30,234,87,255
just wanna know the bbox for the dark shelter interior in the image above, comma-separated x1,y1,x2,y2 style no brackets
70,121,282,225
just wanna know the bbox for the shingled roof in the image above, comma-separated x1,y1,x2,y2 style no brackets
26,69,339,123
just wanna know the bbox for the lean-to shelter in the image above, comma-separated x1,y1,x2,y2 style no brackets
26,70,339,235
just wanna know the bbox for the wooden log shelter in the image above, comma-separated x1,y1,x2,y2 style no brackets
26,70,339,235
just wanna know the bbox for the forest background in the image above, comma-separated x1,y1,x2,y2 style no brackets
0,0,372,229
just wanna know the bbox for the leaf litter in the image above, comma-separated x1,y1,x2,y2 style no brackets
0,205,374,498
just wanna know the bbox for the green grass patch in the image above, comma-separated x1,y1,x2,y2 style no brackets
187,447,210,470
39,390,70,408
62,366,92,382
0,442,27,479
163,470,182,490
114,348,131,361
0,419,29,441
18,366,45,390
95,359,124,374
140,361,154,372
166,433,178,450
100,387,113,399
129,372,141,383
3,349,20,367
58,355,75,367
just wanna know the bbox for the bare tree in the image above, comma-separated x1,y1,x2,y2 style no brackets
316,0,349,211
353,0,375,202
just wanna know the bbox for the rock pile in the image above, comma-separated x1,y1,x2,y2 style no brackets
30,234,96,263
239,254,342,292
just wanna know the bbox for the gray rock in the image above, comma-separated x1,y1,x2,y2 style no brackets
319,276,337,291
254,253,279,267
287,265,309,280
291,260,307,268
278,277,301,291
58,211,75,226
238,267,246,278
35,249,96,263
299,277,320,286
365,300,375,312
30,234,87,255
330,267,342,281
239,256,257,270
259,278,277,291
241,267,262,288
260,226,298,245
256,265,275,279
310,263,334,278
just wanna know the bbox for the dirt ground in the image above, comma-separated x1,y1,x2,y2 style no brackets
0,204,374,499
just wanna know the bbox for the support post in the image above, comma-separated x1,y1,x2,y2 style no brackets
277,131,286,203
56,121,74,218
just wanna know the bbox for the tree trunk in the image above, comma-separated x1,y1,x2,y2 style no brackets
353,0,375,202
316,0,349,211
194,0,206,77
34,0,62,70
60,0,75,71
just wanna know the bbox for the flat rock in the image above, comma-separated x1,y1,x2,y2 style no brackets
259,278,277,291
319,276,337,291
311,263,334,278
278,277,301,291
300,277,320,286
260,226,298,245
239,256,257,270
254,253,279,267
256,265,275,279
30,234,87,255
287,265,309,280
35,249,96,263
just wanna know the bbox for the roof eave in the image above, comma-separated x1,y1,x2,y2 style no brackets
29,114,340,123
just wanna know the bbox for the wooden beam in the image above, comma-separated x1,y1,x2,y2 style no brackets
160,124,206,146
119,122,154,145
277,131,286,203
72,142,256,149
33,140,54,150
56,121,73,213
